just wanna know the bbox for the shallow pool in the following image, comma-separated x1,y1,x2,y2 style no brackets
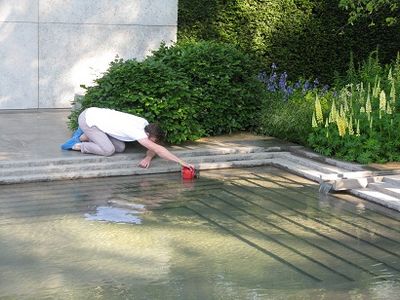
1,166,400,299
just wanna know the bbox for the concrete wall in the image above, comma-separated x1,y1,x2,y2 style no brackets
0,0,177,109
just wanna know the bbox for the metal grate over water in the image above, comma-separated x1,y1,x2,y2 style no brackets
0,166,399,299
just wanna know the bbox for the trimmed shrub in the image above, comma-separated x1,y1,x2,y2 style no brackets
149,41,265,135
69,58,204,144
69,41,266,144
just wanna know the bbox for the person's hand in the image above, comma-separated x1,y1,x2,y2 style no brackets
139,156,153,169
181,162,194,170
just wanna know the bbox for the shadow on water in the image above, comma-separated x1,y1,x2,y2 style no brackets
1,166,400,299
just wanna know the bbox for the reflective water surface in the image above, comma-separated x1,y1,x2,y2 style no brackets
1,166,400,299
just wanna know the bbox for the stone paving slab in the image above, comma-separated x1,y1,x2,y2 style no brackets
0,109,284,161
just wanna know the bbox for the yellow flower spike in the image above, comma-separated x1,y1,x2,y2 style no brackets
312,111,318,128
356,119,360,137
315,95,323,124
329,100,337,123
340,104,345,117
338,116,346,137
390,81,396,104
360,107,366,113
344,97,349,113
366,93,372,113
336,121,341,137
348,116,354,135
379,90,387,119
379,90,387,111
373,77,381,98
387,104,392,115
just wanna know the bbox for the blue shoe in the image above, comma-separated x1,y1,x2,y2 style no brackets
71,127,83,139
61,136,80,150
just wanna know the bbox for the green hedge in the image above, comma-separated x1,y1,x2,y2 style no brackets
69,41,266,144
178,0,400,83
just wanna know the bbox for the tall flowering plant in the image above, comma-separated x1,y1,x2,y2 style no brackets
308,61,400,163
258,64,329,144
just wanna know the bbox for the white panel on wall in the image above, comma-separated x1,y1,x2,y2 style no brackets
0,0,178,109
0,0,38,22
38,23,176,108
0,23,38,109
39,0,177,25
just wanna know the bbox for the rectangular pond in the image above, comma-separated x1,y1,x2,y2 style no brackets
0,166,399,299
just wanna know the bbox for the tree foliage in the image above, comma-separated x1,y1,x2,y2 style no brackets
178,0,400,83
339,0,399,26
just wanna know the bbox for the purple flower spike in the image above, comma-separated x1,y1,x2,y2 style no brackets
279,72,287,91
303,80,310,92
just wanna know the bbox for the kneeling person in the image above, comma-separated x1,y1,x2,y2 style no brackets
71,107,192,169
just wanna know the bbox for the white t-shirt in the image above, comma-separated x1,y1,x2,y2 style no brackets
85,107,149,141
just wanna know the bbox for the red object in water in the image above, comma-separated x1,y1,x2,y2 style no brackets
181,166,199,180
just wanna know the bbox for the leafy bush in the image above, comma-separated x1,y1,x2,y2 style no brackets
69,41,266,144
149,41,265,135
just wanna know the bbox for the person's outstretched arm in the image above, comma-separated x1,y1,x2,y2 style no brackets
137,138,193,169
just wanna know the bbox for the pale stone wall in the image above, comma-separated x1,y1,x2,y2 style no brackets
0,0,177,109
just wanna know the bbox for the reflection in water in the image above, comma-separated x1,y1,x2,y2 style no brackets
85,206,143,224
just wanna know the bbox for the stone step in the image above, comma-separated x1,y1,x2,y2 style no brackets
383,175,400,186
349,188,400,211
278,153,345,176
0,146,268,169
0,158,276,184
368,181,400,199
269,158,330,182
287,146,365,171
0,152,277,177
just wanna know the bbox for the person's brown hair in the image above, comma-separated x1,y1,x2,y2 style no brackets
144,123,165,143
